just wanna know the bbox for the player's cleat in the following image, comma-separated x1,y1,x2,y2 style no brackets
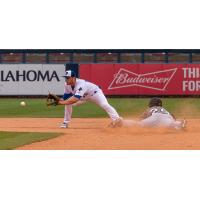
180,119,187,129
109,117,123,128
175,119,187,130
60,122,68,128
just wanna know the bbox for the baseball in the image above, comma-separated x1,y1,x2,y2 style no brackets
20,101,26,106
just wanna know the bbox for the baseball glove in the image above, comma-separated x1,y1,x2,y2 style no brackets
46,93,60,106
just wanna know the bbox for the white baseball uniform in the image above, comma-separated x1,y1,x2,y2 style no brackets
63,78,120,124
123,106,184,129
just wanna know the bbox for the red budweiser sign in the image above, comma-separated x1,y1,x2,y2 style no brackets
79,64,200,95
108,68,177,91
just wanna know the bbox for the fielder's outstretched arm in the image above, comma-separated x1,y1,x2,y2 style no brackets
58,96,79,105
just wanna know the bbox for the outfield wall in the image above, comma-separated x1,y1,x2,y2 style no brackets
0,64,65,95
1,63,200,96
80,64,200,95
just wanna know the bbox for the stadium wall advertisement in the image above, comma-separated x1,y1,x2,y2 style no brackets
0,64,65,95
80,64,200,95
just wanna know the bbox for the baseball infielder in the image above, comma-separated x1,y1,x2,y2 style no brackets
58,70,122,128
123,97,186,130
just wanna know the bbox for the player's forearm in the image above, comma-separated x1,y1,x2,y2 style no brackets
140,111,151,119
58,96,79,105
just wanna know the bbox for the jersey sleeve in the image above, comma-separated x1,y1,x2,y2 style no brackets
63,93,73,100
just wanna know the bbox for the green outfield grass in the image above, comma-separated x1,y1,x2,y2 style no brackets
0,131,62,150
0,97,200,118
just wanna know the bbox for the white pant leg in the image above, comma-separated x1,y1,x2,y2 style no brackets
63,100,87,123
123,119,140,127
63,105,72,123
123,114,183,129
140,113,180,129
89,90,120,121
123,116,173,128
140,114,159,127
166,120,182,129
156,114,182,129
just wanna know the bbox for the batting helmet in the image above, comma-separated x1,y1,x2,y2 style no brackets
148,97,162,107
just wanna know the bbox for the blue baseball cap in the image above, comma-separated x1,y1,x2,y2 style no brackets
61,70,76,78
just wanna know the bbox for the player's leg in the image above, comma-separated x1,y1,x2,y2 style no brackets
141,113,179,128
153,113,186,129
150,114,186,130
122,119,140,127
140,114,158,127
61,105,72,128
115,113,164,128
90,90,120,120
61,100,87,128
168,119,186,130
90,90,122,127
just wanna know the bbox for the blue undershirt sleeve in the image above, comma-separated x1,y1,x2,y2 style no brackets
74,95,82,99
63,93,73,100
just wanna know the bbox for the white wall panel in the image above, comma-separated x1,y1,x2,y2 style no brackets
0,64,65,95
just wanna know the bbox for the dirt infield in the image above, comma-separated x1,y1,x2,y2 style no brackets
0,118,200,150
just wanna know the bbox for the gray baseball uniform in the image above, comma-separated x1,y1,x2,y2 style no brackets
123,106,184,129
